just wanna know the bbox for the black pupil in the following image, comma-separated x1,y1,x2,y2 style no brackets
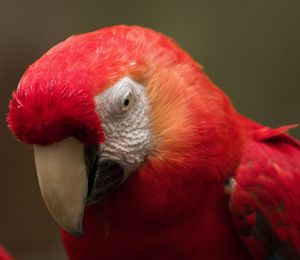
124,98,130,106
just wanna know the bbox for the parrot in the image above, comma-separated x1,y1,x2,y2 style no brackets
6,25,300,259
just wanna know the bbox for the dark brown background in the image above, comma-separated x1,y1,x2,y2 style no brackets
0,0,299,259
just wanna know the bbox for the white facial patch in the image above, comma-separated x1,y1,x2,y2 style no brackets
94,77,152,176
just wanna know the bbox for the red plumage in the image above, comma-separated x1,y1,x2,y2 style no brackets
7,50,104,145
231,117,300,259
0,246,12,260
6,25,300,259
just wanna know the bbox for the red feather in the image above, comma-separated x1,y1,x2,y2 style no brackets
230,116,300,259
0,246,12,260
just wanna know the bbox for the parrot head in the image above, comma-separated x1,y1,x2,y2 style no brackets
7,25,244,236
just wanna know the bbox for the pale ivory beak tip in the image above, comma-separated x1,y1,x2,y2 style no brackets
59,210,84,237
66,223,83,237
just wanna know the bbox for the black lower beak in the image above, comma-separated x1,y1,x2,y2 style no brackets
85,145,124,204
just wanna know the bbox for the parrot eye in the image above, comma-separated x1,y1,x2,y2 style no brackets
121,92,133,111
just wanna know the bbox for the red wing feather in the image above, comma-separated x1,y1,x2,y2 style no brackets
230,120,300,259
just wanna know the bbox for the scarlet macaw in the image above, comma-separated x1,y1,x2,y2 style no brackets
7,25,300,259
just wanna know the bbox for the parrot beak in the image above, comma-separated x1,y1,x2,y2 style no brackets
33,137,88,236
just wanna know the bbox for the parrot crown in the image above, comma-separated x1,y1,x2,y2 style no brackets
7,78,104,145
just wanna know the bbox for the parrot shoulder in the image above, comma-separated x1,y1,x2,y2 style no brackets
228,121,300,259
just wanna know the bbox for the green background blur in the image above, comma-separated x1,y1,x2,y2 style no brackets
0,0,299,259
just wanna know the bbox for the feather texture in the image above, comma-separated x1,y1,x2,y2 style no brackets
230,116,300,259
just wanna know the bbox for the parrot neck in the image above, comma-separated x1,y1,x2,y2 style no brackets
62,171,251,259
192,182,251,258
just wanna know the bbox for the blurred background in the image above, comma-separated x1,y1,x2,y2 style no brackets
0,0,299,259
